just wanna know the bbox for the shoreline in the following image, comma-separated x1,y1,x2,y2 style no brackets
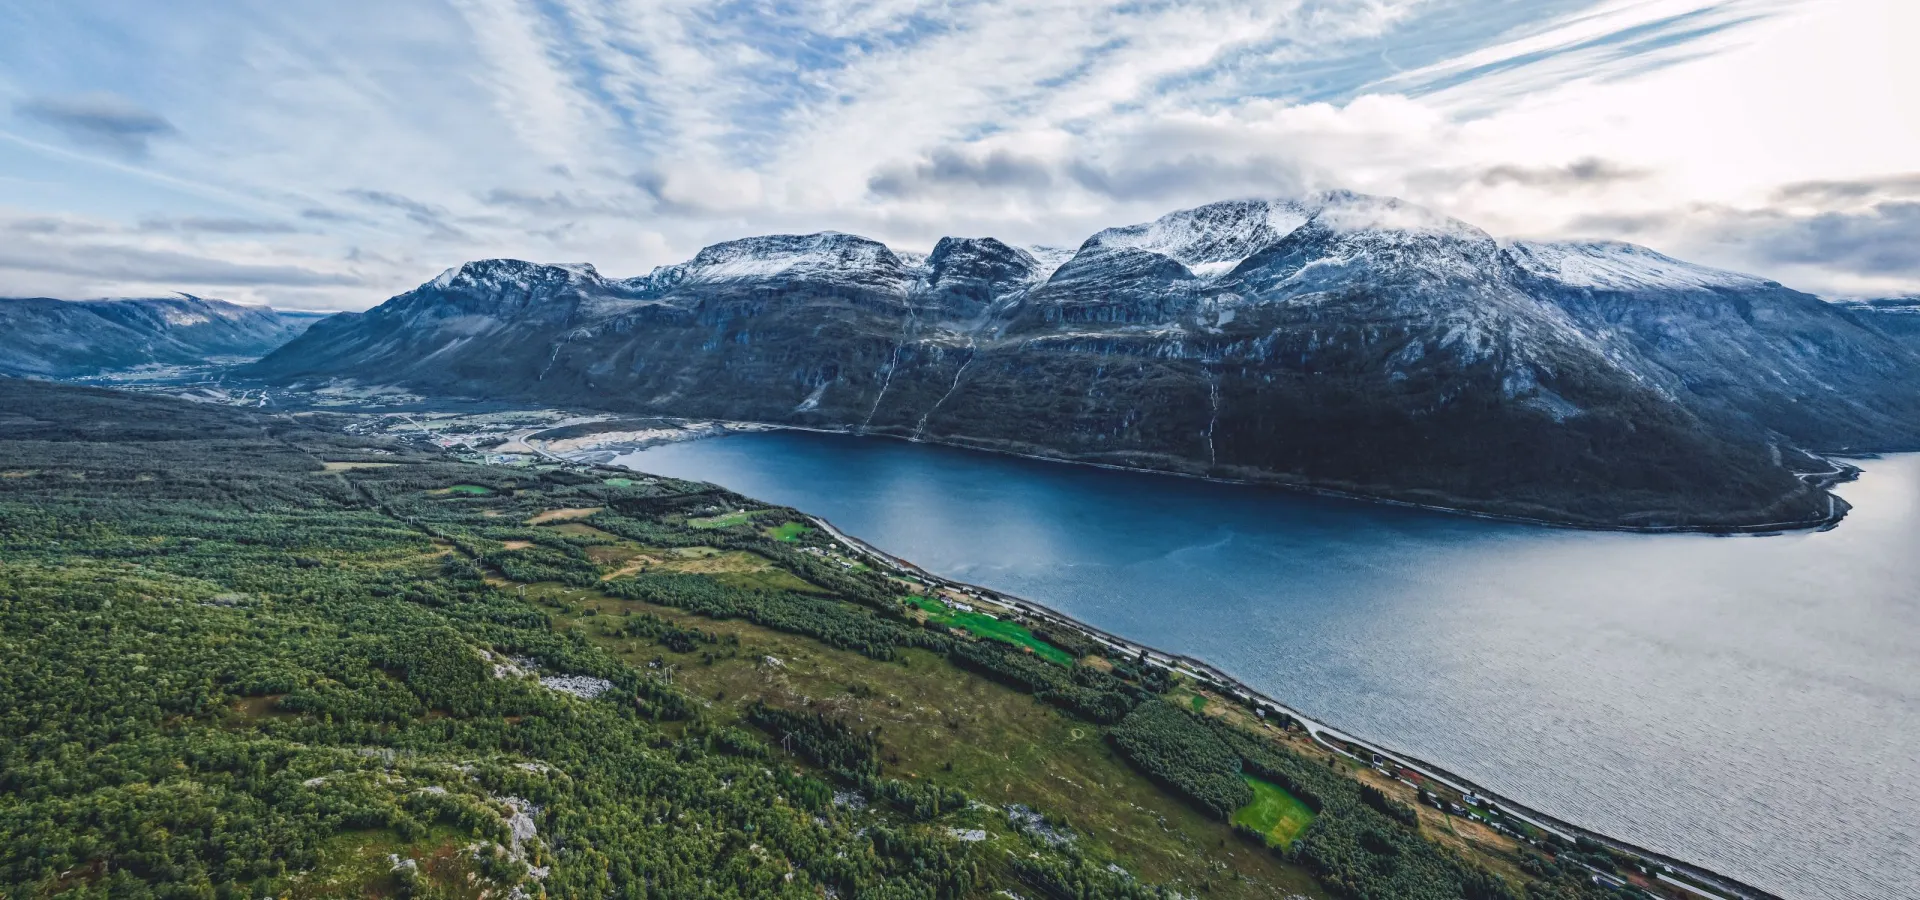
552,417,1858,537
795,513,1787,900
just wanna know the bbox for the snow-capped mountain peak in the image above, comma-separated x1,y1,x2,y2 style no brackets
1306,191,1492,244
246,188,1920,535
663,232,909,286
1083,198,1313,279
428,259,602,292
1505,240,1772,292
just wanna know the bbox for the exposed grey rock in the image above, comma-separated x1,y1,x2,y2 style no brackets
539,675,613,699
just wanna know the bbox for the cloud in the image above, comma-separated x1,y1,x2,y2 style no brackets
0,0,1910,307
479,187,636,217
867,141,1310,207
298,208,364,223
868,148,1056,198
1474,157,1650,189
4,216,111,237
1378,1,1790,108
0,238,361,288
1736,201,1920,278
1562,196,1920,295
137,216,302,235
1772,173,1920,205
1066,154,1310,204
0,208,372,307
341,189,468,239
13,92,177,158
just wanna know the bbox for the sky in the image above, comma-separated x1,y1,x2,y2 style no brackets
0,0,1915,310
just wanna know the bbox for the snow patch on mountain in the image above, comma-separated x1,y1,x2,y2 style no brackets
1084,198,1312,279
428,259,603,293
156,308,213,326
1024,245,1075,278
1505,240,1770,292
664,232,908,286
895,249,931,274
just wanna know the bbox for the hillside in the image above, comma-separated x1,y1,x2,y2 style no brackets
245,192,1920,529
1834,298,1920,353
0,295,325,377
0,377,1644,899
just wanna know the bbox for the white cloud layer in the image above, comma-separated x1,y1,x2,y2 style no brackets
0,0,1914,309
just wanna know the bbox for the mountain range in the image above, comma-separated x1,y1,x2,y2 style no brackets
0,295,327,378
227,191,1920,528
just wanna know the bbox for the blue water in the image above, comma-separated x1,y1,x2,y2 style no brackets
611,433,1920,900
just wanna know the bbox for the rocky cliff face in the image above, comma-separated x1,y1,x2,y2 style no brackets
0,295,325,377
246,192,1920,529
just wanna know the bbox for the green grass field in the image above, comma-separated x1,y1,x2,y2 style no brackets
602,477,634,486
907,595,1075,665
765,521,809,542
688,509,755,529
1233,775,1317,847
443,484,494,495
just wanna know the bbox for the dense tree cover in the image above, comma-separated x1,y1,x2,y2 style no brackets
1107,703,1254,820
617,611,725,654
0,381,1144,899
1359,783,1420,828
590,511,910,616
1217,726,1627,900
745,703,881,780
742,705,968,823
1009,851,1164,900
947,641,1148,725
602,573,947,661
479,542,602,588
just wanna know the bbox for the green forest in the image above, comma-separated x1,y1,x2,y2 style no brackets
0,378,1641,899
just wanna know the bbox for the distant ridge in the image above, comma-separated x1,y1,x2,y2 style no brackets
246,191,1920,529
0,295,327,377
1834,297,1920,352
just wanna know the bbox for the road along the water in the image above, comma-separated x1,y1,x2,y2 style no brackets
607,432,1920,900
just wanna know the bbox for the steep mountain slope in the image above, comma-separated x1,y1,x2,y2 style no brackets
247,193,1920,529
1510,242,1920,450
0,295,324,377
1834,297,1920,354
